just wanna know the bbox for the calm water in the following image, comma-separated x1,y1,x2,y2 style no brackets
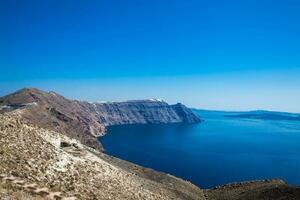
100,110,300,188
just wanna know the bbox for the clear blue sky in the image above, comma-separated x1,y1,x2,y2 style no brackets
1,0,300,112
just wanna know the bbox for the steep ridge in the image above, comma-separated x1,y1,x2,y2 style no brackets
0,88,201,151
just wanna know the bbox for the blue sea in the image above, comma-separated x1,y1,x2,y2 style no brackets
100,110,300,188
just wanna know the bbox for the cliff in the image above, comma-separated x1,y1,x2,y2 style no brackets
91,100,201,126
0,88,201,151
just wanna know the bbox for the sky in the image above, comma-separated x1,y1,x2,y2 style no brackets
1,0,300,112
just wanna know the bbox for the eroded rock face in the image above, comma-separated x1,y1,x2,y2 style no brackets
92,100,201,126
0,88,201,151
171,103,201,123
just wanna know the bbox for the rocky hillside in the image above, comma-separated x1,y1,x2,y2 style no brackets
0,88,201,151
0,114,205,200
204,179,300,200
0,88,106,151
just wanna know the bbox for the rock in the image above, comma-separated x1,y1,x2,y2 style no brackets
60,141,72,148
72,143,80,149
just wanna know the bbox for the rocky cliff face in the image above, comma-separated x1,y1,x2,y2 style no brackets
91,100,201,126
0,88,201,151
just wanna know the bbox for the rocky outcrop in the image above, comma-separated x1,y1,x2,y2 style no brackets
0,88,201,151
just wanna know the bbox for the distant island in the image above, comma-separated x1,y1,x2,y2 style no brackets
224,110,300,121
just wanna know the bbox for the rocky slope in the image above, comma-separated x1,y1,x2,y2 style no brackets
204,179,300,200
0,88,106,151
0,114,205,200
0,88,201,151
